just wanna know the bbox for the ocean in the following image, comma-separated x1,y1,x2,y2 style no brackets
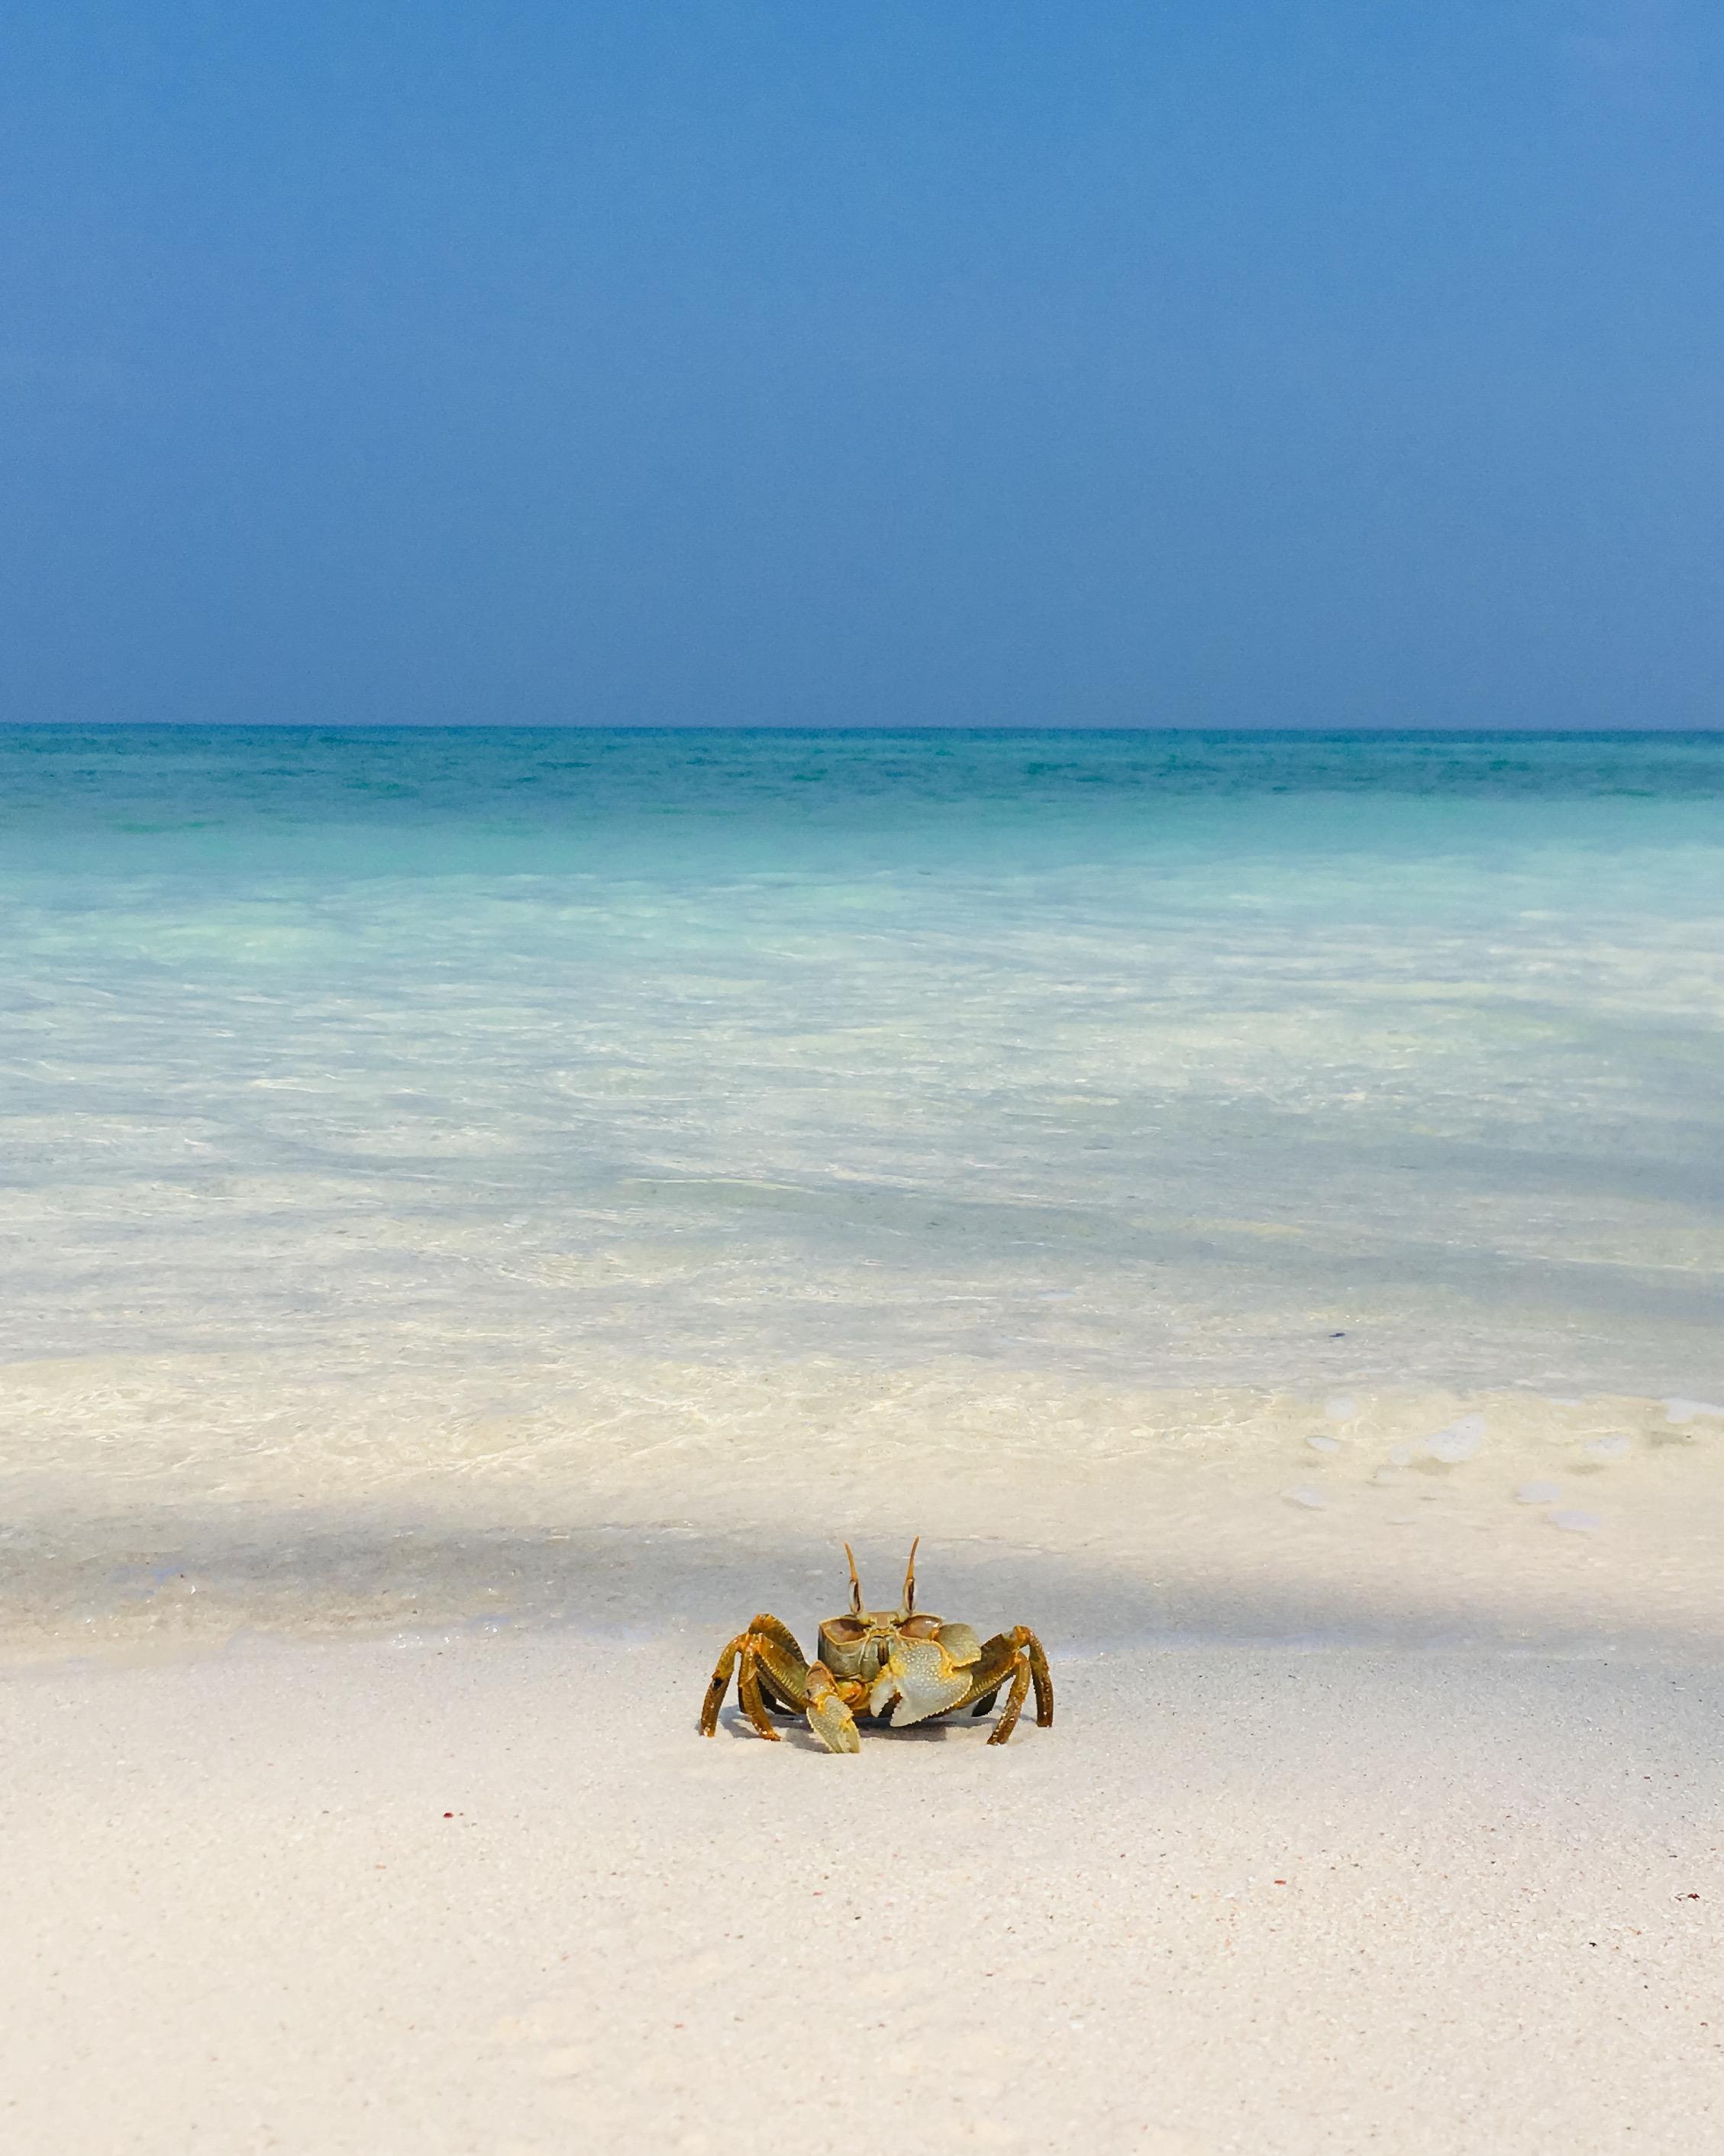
3,726,1722,1654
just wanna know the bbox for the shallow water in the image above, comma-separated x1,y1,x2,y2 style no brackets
2,727,1722,1653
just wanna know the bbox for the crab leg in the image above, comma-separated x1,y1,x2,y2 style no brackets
698,1614,811,1738
987,1649,1035,1744
741,1614,810,1714
960,1625,1054,1744
735,1653,782,1740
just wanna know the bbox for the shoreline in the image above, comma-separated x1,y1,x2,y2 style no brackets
5,1378,1722,1670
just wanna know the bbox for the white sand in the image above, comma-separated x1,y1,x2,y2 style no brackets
5,1627,1720,2154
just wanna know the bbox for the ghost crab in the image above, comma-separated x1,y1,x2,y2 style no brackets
698,1540,1053,1752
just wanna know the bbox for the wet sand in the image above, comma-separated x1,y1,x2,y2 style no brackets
5,1624,1720,2154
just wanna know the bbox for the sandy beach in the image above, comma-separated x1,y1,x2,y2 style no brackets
5,730,1722,2151
5,1620,1720,2155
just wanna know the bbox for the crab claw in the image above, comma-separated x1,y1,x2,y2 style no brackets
867,1634,974,1728
805,1663,861,1754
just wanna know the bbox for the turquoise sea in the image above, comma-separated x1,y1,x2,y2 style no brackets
4,727,1722,1651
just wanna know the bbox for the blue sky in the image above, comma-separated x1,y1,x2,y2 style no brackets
2,2,1719,726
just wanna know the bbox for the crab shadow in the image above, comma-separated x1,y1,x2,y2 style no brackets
717,1704,981,1751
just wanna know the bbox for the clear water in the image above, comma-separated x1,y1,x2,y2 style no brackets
3,727,1722,1653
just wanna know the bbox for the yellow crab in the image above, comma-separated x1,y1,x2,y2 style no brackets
698,1540,1054,1752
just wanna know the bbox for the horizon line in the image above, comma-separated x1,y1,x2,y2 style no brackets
3,721,1721,739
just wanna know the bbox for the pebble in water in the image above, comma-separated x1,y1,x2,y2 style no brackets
1424,1415,1486,1463
1516,1481,1562,1505
1390,1414,1486,1469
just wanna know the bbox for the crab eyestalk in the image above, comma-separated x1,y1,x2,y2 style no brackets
899,1535,920,1618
